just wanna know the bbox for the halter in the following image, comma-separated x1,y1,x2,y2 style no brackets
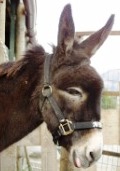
41,54,102,144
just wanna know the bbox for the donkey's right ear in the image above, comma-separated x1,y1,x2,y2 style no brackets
57,4,75,54
79,14,115,57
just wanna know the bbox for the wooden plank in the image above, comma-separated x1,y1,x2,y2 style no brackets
102,91,120,96
76,31,120,37
101,108,120,144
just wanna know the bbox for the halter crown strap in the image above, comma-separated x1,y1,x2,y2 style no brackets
43,54,51,84
42,55,66,122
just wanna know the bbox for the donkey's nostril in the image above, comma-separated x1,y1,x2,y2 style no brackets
86,149,96,162
90,151,94,161
87,149,101,163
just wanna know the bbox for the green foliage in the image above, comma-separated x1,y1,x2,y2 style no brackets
101,95,117,109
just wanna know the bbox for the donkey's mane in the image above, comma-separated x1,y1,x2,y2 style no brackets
0,45,45,78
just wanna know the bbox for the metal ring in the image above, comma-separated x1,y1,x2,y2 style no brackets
42,84,52,97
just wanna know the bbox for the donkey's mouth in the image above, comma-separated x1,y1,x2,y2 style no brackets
73,150,82,168
72,150,92,168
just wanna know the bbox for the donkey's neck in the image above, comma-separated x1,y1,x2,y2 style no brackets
0,46,45,151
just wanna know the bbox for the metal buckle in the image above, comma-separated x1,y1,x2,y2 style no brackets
59,119,74,136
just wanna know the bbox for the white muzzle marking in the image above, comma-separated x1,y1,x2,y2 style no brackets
69,129,103,168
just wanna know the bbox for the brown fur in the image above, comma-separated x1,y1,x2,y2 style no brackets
0,4,114,152
0,46,44,151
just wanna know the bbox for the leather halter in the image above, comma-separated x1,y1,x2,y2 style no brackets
41,54,102,144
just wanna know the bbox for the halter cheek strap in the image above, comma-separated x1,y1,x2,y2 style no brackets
40,54,102,144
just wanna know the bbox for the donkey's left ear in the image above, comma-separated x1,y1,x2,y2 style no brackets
57,4,75,53
79,14,115,57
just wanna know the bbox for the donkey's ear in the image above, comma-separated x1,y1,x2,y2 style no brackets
79,15,115,57
57,4,75,53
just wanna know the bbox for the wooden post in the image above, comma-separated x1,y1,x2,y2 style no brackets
0,0,6,43
60,147,73,171
9,0,16,60
41,123,57,171
24,146,32,171
16,2,26,60
60,147,82,171
118,81,120,145
0,0,8,63
17,146,25,171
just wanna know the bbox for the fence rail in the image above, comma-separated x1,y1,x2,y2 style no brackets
103,150,120,157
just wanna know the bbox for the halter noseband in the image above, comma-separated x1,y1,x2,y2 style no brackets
40,54,102,144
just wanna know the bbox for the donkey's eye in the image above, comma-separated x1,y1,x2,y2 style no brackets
67,87,82,97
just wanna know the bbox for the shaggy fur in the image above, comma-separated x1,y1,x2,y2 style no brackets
0,4,114,152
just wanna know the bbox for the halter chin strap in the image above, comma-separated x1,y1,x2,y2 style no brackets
41,54,102,144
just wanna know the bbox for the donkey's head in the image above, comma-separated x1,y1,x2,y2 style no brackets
40,4,114,168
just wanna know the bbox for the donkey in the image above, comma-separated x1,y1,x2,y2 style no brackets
0,4,114,168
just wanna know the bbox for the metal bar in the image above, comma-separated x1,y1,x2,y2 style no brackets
103,150,120,157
